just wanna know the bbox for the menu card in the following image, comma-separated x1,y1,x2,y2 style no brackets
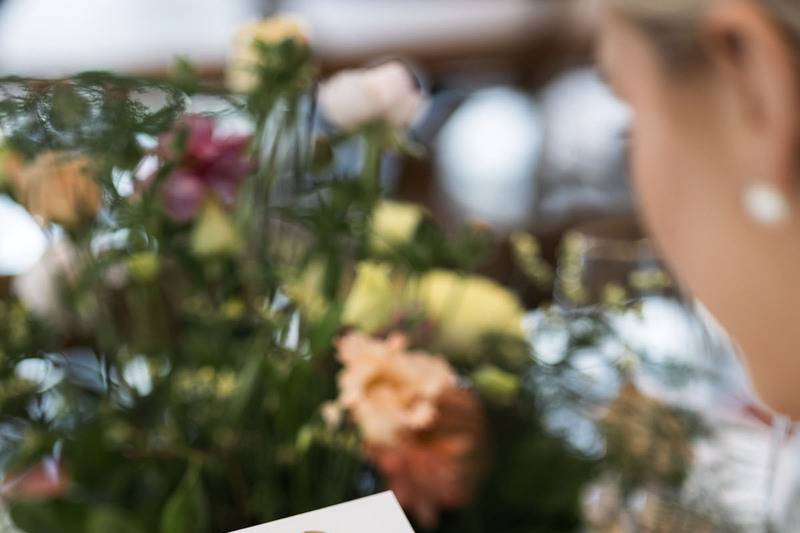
230,492,415,533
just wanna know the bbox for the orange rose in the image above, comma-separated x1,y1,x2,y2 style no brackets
365,387,487,528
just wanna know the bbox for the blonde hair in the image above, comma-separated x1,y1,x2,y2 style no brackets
610,0,800,67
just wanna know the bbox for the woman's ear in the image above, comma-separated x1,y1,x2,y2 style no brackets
703,0,800,193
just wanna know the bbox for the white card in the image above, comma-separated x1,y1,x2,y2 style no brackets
230,492,416,533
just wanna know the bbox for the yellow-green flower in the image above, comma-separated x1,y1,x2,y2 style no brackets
214,371,238,399
222,298,246,320
410,270,525,357
629,268,673,293
190,201,241,257
126,252,160,283
471,365,521,405
602,282,628,309
227,16,309,93
283,261,329,322
173,367,238,401
342,261,403,333
369,200,426,255
510,231,554,289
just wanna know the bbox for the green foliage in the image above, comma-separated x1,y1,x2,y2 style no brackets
0,73,186,161
436,398,595,533
11,500,89,533
160,467,208,533
246,39,316,119
0,47,597,533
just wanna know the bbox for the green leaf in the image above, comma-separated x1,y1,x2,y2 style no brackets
309,302,343,357
160,466,208,533
9,500,87,533
172,56,201,95
229,353,265,421
87,507,147,533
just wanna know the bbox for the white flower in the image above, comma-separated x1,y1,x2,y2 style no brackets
318,61,426,131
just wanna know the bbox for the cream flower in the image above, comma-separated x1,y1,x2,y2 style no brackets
369,201,426,255
9,151,101,227
335,332,457,445
12,238,79,326
342,261,403,334
410,270,525,356
318,61,425,131
227,16,310,93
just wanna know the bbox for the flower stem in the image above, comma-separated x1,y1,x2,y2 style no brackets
362,128,383,197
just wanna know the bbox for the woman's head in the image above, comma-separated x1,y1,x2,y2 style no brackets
608,0,800,65
597,0,800,414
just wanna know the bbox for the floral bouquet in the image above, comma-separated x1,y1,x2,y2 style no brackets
0,16,597,533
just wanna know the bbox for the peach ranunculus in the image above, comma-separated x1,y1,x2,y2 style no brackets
328,332,487,526
333,332,458,445
365,387,487,529
9,151,101,227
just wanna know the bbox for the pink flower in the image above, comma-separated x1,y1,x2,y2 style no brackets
335,332,458,445
157,115,254,222
161,171,206,223
365,388,487,528
1,459,69,501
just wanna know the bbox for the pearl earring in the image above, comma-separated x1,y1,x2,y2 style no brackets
742,183,790,225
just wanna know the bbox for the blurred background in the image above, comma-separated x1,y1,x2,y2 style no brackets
0,0,624,288
4,1,800,529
